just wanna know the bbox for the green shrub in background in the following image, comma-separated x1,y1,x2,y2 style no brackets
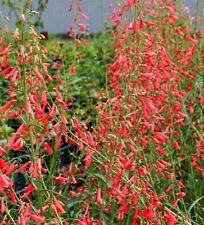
43,32,114,127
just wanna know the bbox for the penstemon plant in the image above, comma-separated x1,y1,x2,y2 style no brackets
0,0,77,224
0,0,203,224
69,0,204,224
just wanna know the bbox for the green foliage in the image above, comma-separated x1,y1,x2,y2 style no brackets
44,33,114,126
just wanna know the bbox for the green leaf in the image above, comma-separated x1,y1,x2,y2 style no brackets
95,173,111,188
102,213,109,225
187,196,204,213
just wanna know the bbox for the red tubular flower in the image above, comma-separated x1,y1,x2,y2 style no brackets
42,142,53,155
164,209,177,225
29,214,45,224
53,197,65,215
70,66,76,76
0,99,16,112
0,46,10,57
118,203,130,216
15,161,31,173
79,12,89,20
69,190,78,198
86,132,96,147
0,145,7,156
0,56,8,68
141,208,155,222
26,99,33,116
33,69,44,82
0,158,8,171
0,174,8,192
20,183,35,199
173,141,180,151
131,208,139,225
28,161,40,178
7,190,16,204
96,188,102,205
53,176,69,185
77,220,87,225
176,192,186,198
5,162,15,176
71,175,77,184
84,151,93,169
40,91,47,106
0,198,5,214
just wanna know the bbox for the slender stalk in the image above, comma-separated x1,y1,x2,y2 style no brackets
19,0,44,210
5,207,17,225
48,140,58,183
195,0,200,31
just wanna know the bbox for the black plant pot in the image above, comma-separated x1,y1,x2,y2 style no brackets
60,144,79,167
13,143,82,188
7,119,21,132
14,173,26,195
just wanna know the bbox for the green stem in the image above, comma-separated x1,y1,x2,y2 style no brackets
19,0,43,210
5,207,17,225
48,143,58,182
195,0,199,31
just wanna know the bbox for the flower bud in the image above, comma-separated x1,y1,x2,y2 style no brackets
19,14,26,23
